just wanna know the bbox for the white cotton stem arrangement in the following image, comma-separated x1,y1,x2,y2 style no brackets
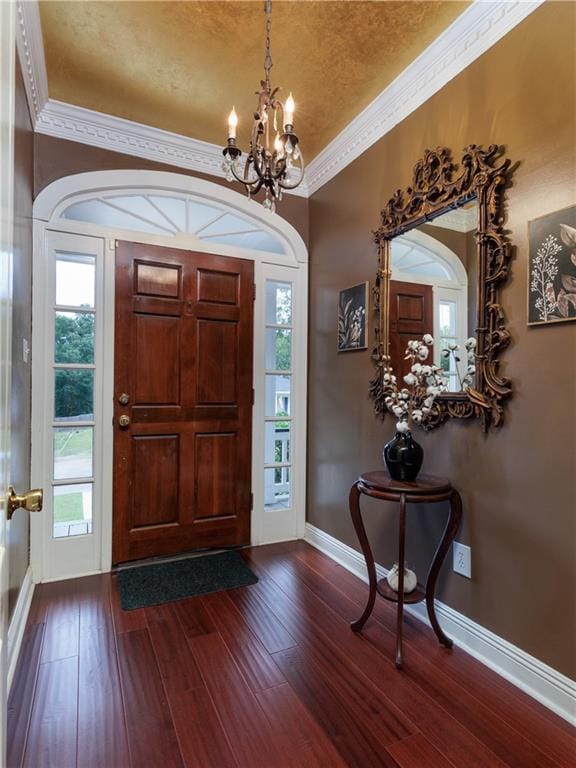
382,334,447,431
442,337,477,391
386,563,418,594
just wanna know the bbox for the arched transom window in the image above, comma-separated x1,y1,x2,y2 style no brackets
61,193,286,254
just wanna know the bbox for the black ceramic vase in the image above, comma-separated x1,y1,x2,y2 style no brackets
383,431,424,482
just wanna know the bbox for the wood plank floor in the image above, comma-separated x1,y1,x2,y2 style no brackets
8,541,576,768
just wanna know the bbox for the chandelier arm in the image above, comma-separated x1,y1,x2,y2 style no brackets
270,157,287,181
278,153,305,190
251,150,268,180
228,161,261,194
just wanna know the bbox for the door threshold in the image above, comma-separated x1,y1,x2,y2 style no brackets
112,546,245,572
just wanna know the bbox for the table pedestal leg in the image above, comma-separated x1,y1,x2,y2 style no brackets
395,493,407,669
349,483,377,632
425,489,463,648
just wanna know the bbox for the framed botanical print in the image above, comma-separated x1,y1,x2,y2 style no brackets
528,204,576,325
338,281,368,352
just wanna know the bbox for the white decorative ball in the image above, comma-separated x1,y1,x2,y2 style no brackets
386,563,417,593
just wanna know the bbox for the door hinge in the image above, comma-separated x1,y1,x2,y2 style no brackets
252,388,255,405
250,493,254,510
253,283,256,301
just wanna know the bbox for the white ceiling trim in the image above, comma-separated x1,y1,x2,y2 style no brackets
428,206,478,233
304,0,545,196
17,0,543,200
15,0,48,123
35,98,310,198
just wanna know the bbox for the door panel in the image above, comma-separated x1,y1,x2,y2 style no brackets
131,435,179,527
134,314,181,404
196,320,237,404
113,242,253,563
389,280,433,378
194,433,238,519
197,269,239,304
135,261,181,297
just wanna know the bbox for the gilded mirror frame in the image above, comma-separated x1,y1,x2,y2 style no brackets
369,145,513,432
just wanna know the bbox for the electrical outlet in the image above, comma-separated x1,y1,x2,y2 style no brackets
453,541,471,578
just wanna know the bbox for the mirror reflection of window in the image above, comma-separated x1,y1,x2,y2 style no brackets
390,202,476,393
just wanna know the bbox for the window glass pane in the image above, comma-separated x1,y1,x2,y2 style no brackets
54,369,94,421
54,427,93,480
62,200,168,235
56,255,95,308
264,422,290,464
447,374,460,393
439,301,456,336
149,195,186,231
203,231,285,254
53,483,93,538
264,468,290,511
265,375,291,418
266,281,292,325
200,213,256,237
107,195,176,232
188,201,224,232
265,328,291,371
55,311,94,364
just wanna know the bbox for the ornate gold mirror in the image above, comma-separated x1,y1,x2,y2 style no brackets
369,145,513,431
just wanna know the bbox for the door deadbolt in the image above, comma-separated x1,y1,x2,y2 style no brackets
118,393,130,405
118,415,131,428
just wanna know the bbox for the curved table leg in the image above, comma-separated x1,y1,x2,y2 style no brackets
349,482,377,632
425,489,463,647
395,492,407,669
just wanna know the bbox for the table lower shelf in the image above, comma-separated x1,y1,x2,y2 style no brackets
376,578,426,604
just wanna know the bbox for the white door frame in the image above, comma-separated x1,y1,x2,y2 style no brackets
0,0,16,757
32,171,308,582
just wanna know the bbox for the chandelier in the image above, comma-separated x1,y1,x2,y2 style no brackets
222,0,304,212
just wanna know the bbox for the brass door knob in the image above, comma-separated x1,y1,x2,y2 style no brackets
7,486,43,521
118,414,131,428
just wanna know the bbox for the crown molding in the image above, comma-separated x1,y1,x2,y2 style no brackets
35,99,310,198
15,0,48,123
427,205,478,234
305,0,545,196
20,0,542,200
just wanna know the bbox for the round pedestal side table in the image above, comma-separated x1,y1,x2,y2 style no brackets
349,471,462,669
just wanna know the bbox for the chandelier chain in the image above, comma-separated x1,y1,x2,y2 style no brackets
264,0,272,86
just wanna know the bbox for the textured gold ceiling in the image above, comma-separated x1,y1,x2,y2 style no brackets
39,1,469,161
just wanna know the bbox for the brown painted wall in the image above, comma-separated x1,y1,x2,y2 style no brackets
308,1,576,678
10,56,34,616
34,135,309,246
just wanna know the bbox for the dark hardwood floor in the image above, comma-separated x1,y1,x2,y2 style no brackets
7,541,576,768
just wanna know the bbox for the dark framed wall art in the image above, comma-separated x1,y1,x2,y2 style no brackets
338,281,369,352
528,204,576,326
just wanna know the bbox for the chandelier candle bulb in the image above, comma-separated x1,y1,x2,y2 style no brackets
284,93,295,128
228,107,238,140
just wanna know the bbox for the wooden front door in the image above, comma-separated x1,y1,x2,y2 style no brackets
113,241,254,563
389,280,433,377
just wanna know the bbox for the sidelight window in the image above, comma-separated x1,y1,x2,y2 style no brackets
264,280,293,511
52,253,96,537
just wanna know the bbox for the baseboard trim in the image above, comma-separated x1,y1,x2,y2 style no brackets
304,523,576,725
7,566,35,693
